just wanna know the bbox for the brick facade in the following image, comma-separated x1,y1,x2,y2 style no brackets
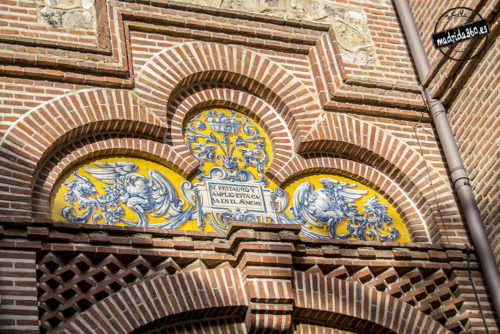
1,222,491,333
409,0,500,266
0,0,498,332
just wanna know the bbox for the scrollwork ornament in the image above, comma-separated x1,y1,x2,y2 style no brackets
184,109,269,173
56,108,405,243
290,180,400,242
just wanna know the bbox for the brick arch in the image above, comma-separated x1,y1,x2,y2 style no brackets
134,41,320,146
293,323,358,333
1,88,163,162
58,268,248,334
274,158,432,243
293,272,452,334
298,113,427,175
164,84,295,179
294,113,456,243
136,319,246,333
0,88,164,175
32,136,198,221
0,88,164,221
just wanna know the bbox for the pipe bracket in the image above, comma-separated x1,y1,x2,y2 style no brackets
451,168,469,183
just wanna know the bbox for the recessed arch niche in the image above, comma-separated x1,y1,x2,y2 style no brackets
50,107,410,242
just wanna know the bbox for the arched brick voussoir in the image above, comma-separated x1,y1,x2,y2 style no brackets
298,113,442,204
293,272,452,334
268,157,433,243
32,136,199,221
134,42,321,146
297,113,423,172
295,113,449,241
297,114,439,184
165,84,295,176
0,88,164,173
58,268,248,334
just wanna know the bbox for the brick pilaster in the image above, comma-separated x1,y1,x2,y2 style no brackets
226,222,301,333
0,249,39,334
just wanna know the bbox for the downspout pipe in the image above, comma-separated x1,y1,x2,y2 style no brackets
394,0,500,321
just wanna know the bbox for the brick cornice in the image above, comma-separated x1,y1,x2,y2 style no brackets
0,0,425,117
0,221,477,267
0,221,487,332
0,0,325,87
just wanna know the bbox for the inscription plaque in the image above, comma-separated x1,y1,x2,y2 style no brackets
208,182,265,211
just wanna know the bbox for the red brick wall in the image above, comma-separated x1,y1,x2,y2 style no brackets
0,78,90,136
0,0,100,47
449,36,500,263
437,24,499,263
0,222,495,333
343,0,418,84
0,0,498,332
0,249,38,334
409,0,500,265
408,0,484,66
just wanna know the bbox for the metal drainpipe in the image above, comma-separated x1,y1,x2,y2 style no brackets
394,0,500,321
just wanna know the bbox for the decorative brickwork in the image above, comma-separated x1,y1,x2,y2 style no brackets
38,252,182,331
58,268,248,333
1,222,494,333
293,323,357,334
294,272,451,334
0,0,498,332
